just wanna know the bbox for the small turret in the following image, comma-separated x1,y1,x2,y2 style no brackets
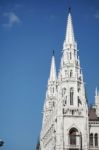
95,87,99,117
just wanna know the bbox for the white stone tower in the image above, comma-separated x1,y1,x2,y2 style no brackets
40,8,89,150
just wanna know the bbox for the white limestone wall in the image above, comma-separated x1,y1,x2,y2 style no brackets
63,116,89,150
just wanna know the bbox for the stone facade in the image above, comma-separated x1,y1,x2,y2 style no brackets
39,9,99,150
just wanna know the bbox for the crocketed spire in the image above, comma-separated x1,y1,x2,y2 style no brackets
63,8,76,50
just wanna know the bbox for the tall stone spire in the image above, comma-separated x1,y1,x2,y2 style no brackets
41,52,57,130
48,51,57,82
63,8,76,50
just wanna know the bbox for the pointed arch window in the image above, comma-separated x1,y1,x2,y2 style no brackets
70,52,72,60
78,96,82,107
90,133,93,146
95,133,98,147
70,70,73,78
70,87,74,105
69,128,78,145
63,96,67,106
62,88,66,97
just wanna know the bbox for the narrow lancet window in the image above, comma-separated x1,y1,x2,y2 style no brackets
70,52,72,60
70,70,73,77
70,87,74,105
95,133,98,147
62,88,66,97
90,133,93,146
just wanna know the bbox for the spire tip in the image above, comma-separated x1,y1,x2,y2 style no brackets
53,50,54,56
68,7,71,13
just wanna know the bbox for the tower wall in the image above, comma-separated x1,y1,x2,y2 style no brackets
40,9,89,150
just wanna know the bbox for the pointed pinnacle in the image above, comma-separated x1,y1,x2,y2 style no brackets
68,7,71,13
49,54,57,82
53,50,54,56
65,11,75,44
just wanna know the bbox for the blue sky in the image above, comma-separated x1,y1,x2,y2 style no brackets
0,0,99,150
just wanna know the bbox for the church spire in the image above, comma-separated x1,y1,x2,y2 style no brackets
63,8,76,50
49,51,57,82
65,8,75,44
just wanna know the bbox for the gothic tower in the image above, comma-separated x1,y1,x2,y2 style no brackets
40,8,89,150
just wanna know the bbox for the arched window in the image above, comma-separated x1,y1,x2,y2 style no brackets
70,70,73,78
69,128,78,145
62,88,66,97
78,96,82,107
90,133,93,146
70,52,72,59
95,133,98,147
70,88,74,105
63,96,67,106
